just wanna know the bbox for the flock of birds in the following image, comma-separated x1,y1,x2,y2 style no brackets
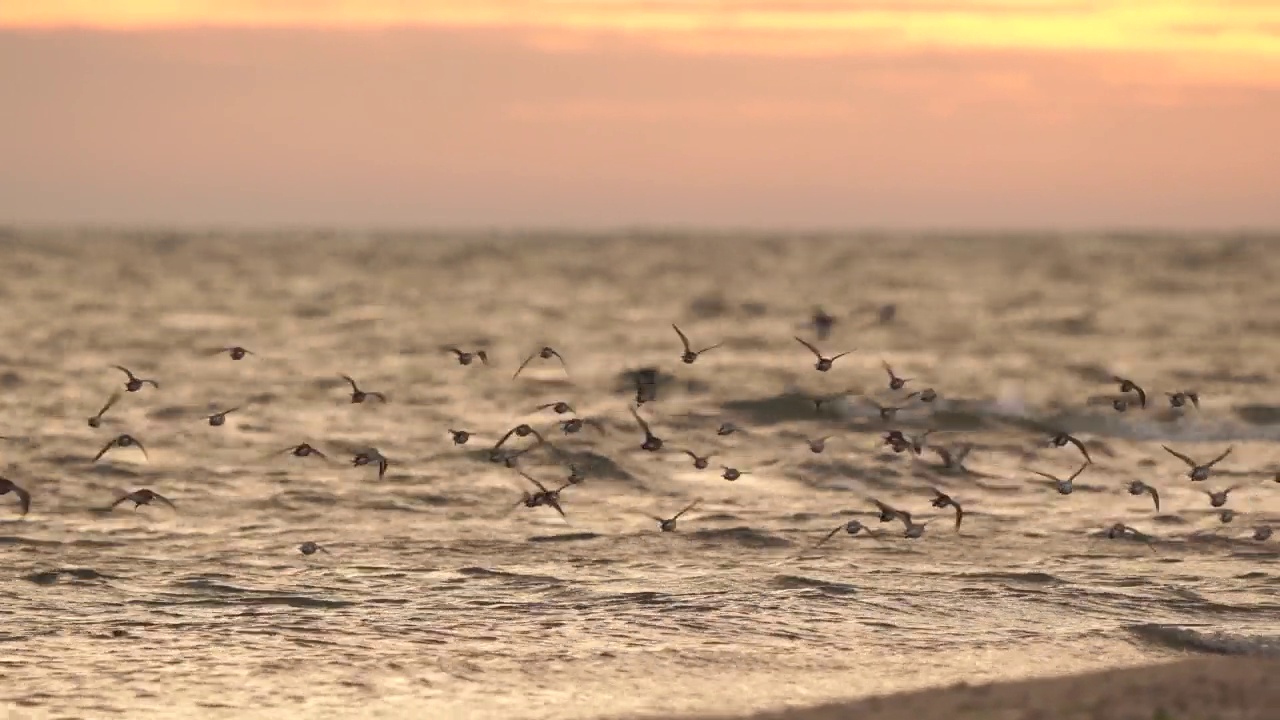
1,307,1275,557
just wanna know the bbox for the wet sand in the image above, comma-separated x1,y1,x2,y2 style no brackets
1,230,1278,719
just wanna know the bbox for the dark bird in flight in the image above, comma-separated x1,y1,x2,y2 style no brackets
1162,445,1232,482
560,416,607,435
299,541,331,556
871,498,906,524
651,498,702,532
931,443,973,473
1254,525,1273,541
206,407,238,427
515,470,570,518
513,346,569,379
1030,462,1090,495
681,450,715,470
1202,484,1244,508
109,488,175,511
352,449,389,480
446,347,489,366
494,423,545,449
339,375,386,404
794,336,854,372
672,324,723,364
904,388,938,403
1126,480,1160,512
536,401,576,415
1166,391,1200,409
882,361,912,391
815,519,876,547
93,434,148,463
1105,523,1156,550
88,391,122,428
1111,375,1147,409
113,366,159,393
448,429,472,445
1043,431,1092,465
0,477,31,516
806,436,832,454
863,398,906,422
276,443,329,461
930,489,964,531
206,346,254,360
721,466,748,481
629,405,664,452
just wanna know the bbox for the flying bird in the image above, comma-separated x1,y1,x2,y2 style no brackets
109,488,175,511
205,346,254,360
446,347,489,366
672,324,723,364
339,375,386,404
0,476,31,516
87,391,122,428
629,405,664,452
793,336,854,372
930,489,964,531
651,498,702,532
92,434,148,463
1126,480,1161,512
882,361,912,390
113,366,159,393
1162,445,1233,482
513,346,569,379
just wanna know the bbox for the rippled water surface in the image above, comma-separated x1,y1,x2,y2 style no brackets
2,231,1279,720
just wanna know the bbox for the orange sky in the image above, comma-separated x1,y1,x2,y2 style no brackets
1,1,1278,226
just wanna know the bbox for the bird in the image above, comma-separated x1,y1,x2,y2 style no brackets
351,449,389,480
87,391,122,428
109,489,175,511
628,405,663,452
559,416,607,436
1202,484,1244,508
1126,480,1161,512
815,519,876,547
446,347,488,366
1030,462,1090,495
720,466,748,481
681,450,714,469
299,541,331,556
1043,431,1092,465
1219,509,1237,524
793,336,854,372
113,366,159,392
882,361,912,390
92,434,148,463
651,498,702,532
205,407,238,427
512,346,569,379
1253,526,1273,541
863,398,906,422
514,470,570,517
871,498,906,524
1104,523,1156,550
811,307,837,341
206,346,254,360
494,424,545,449
0,477,31,516
716,422,745,437
339,374,386,404
1162,445,1233,482
805,436,832,454
1111,375,1147,409
904,388,938,403
906,429,935,456
896,510,929,539
536,401,576,415
672,324,723,364
1166,391,1200,409
931,443,973,473
448,429,472,445
882,431,912,454
930,489,963,531
275,443,329,461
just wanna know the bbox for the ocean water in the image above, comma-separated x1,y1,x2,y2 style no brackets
1,230,1278,720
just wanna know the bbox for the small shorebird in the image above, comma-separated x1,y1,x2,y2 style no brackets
672,324,723,364
904,388,938,403
931,443,973,473
536,401,576,415
205,346,254,360
276,442,329,461
113,366,159,393
896,510,929,539
1126,480,1161,512
88,391,122,428
906,430,935,456
515,471,570,518
1111,375,1147,409
811,307,836,341
109,488,175,511
448,429,472,445
351,448,389,479
882,361,912,391
513,346,569,379
883,431,912,454
1104,523,1156,550
339,375,386,404
1254,526,1273,541
446,347,489,366
716,422,745,437
1219,508,1236,524
1043,431,1092,465
681,450,715,469
629,405,663,452
205,407,238,427
560,416,606,435
720,466,748,481
794,336,854,372
0,477,31,516
806,436,833,454
1030,462,1090,495
93,434,148,463
1166,391,1200,409
1162,445,1232,481
930,489,963,531
871,498,906,524
494,423,545,449
863,398,906,422
815,519,877,547
1202,484,1244,508
299,541,331,556
651,498,702,532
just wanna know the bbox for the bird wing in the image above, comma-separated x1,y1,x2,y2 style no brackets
339,374,359,391
673,498,702,520
793,336,823,358
672,324,692,352
92,439,115,463
511,352,537,379
1148,486,1160,512
9,482,31,516
98,391,122,416
1207,446,1234,468
152,492,177,510
815,524,845,547
1162,445,1197,468
1066,435,1092,463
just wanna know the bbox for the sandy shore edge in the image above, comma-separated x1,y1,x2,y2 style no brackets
632,656,1280,720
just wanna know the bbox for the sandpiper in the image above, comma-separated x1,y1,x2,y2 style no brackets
1126,480,1161,512
651,498,702,532
1162,445,1232,482
109,488,175,511
794,336,854,372
88,391,122,428
513,346,569,379
92,434,148,463
113,366,159,393
339,375,387,404
672,324,723,364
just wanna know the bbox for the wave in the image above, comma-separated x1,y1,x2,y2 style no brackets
1129,624,1280,657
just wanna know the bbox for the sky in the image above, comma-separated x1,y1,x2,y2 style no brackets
2,1,1279,228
